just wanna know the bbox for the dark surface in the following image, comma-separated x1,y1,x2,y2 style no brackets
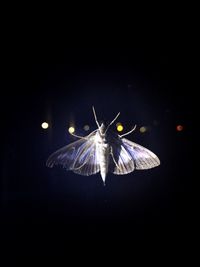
1,39,195,248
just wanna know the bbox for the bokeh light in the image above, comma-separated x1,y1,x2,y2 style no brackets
83,125,90,131
176,125,183,132
68,126,75,134
41,122,49,129
139,126,147,133
116,123,124,132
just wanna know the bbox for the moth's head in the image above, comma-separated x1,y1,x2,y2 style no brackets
92,106,120,136
99,122,106,135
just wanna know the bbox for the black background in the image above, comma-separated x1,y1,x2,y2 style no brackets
1,21,195,252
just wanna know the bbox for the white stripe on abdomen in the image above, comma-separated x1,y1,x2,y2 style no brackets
96,143,109,183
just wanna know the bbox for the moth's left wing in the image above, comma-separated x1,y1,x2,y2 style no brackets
46,131,100,176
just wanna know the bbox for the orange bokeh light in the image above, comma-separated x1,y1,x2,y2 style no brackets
176,125,183,131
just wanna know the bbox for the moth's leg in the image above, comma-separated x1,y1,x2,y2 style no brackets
110,147,121,171
119,125,137,138
70,129,97,140
70,132,88,140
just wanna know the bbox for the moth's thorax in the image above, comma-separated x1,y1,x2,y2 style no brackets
96,128,107,144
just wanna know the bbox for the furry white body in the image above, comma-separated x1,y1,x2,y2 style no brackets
95,130,109,183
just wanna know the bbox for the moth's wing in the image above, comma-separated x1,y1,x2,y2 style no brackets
46,132,100,176
109,138,136,175
72,138,100,176
109,136,160,175
122,138,160,170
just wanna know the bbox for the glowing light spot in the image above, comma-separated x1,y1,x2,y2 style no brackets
140,126,147,133
41,122,49,129
68,126,75,134
176,125,183,131
83,125,90,131
117,123,124,132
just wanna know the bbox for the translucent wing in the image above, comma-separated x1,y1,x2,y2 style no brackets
109,139,135,175
46,132,100,176
110,137,160,175
122,138,160,170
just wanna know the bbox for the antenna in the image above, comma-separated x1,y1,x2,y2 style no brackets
105,112,120,133
92,106,100,128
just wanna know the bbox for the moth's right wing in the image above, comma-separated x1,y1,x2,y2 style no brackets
122,138,160,170
109,139,135,175
109,136,160,175
46,132,100,176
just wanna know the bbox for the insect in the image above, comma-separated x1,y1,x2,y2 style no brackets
46,107,160,185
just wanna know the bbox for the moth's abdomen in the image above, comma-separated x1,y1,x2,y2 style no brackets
96,142,109,183
95,131,110,183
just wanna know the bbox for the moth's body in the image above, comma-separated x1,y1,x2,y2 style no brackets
46,107,160,185
95,125,110,183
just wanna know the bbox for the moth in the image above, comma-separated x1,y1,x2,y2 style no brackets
46,107,160,185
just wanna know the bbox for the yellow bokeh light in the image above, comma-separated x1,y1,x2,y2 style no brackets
41,122,49,129
140,126,147,133
117,124,124,132
68,126,75,134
